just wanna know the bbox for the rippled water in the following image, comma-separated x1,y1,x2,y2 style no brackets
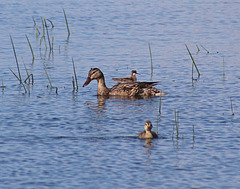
1,0,240,188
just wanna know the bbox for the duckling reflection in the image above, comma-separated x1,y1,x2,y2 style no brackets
138,121,158,139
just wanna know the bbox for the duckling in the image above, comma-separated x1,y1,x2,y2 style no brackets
138,121,158,139
83,68,165,97
112,70,138,83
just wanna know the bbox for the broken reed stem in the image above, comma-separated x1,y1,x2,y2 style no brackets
10,35,22,84
32,16,36,26
196,45,200,54
200,45,209,53
9,68,27,93
230,97,234,115
185,44,200,78
148,43,153,75
24,74,34,85
63,8,70,39
46,19,54,29
26,35,35,62
72,58,78,91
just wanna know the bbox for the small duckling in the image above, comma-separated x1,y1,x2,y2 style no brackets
112,70,138,83
138,121,158,139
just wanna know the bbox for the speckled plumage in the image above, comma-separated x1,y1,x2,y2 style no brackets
138,121,158,139
83,68,165,97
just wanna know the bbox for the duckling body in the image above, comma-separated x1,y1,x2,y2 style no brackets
83,68,164,97
112,70,138,83
138,121,158,139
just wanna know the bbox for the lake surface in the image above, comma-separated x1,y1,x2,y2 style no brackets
1,0,240,188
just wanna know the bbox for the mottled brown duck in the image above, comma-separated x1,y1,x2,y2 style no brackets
83,68,165,97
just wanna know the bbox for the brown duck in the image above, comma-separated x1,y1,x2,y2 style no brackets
112,70,138,83
138,121,158,139
83,68,165,97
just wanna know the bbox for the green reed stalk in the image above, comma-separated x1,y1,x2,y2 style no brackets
10,35,22,84
185,44,200,78
32,16,36,26
26,35,35,63
36,27,40,38
72,58,78,91
230,97,234,115
63,8,70,39
148,43,153,75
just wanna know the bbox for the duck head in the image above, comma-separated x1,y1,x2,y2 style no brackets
144,121,153,132
83,68,104,87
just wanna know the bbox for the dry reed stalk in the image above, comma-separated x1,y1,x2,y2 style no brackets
26,35,35,63
148,43,153,75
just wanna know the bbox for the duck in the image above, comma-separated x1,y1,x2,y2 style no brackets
112,70,138,83
83,68,165,97
138,121,158,139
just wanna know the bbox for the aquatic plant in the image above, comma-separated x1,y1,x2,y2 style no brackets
72,58,78,91
26,35,35,63
63,8,70,39
148,43,153,76
185,44,200,78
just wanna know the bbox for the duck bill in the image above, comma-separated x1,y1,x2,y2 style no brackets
83,77,92,87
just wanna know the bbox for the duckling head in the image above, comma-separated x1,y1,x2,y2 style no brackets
83,68,104,87
144,121,153,131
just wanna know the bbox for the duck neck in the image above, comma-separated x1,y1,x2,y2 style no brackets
97,75,109,96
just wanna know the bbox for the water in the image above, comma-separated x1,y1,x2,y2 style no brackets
1,0,240,188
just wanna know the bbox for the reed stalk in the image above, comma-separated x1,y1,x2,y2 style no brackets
32,16,36,26
72,76,75,91
174,108,179,138
223,56,225,79
196,45,200,54
44,68,53,88
45,19,52,51
9,68,27,93
148,43,153,75
230,97,234,115
26,35,35,63
36,27,40,38
63,8,70,39
200,45,209,53
10,35,22,84
46,19,54,29
185,44,200,78
72,58,78,91
159,92,162,115
193,124,195,143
